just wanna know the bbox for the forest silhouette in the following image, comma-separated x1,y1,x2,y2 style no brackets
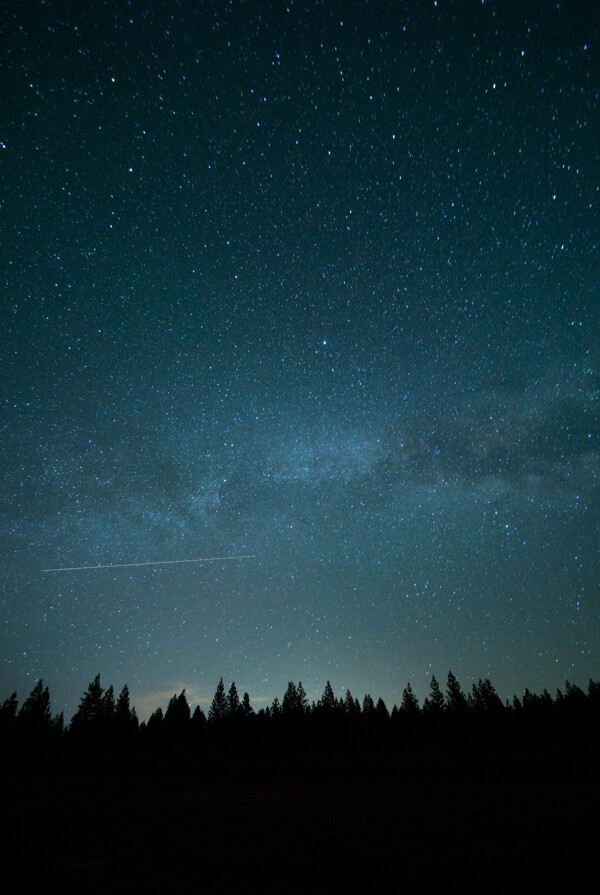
3,670,599,760
2,671,598,892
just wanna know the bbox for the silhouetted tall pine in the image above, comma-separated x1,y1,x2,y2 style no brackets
470,679,505,717
446,671,469,716
115,684,138,734
226,682,242,719
318,681,337,713
191,705,207,732
400,682,420,718
208,678,227,723
0,692,19,751
18,679,51,732
423,675,445,716
165,689,191,733
70,673,105,733
241,692,254,719
344,689,361,718
361,694,374,716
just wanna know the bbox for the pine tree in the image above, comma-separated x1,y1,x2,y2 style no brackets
241,692,254,718
164,693,178,721
0,692,18,725
423,675,445,716
588,678,600,709
344,689,360,716
165,689,191,730
208,678,227,723
375,697,390,721
541,689,553,710
115,684,138,732
297,682,309,715
18,679,51,731
446,671,469,715
71,674,105,730
400,682,420,717
282,682,299,715
564,680,587,707
226,682,242,719
362,694,375,716
511,694,523,712
115,684,131,723
475,679,504,715
102,685,116,723
318,681,337,713
147,706,164,733
191,705,207,732
52,712,65,737
522,687,535,711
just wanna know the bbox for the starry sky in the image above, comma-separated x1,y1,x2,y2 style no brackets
1,0,598,721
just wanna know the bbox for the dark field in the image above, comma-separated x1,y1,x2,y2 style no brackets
4,754,596,892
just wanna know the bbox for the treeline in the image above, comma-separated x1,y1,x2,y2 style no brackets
2,671,599,763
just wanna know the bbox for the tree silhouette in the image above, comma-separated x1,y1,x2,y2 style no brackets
282,681,299,716
316,681,340,722
521,688,536,712
319,681,336,711
226,682,242,719
282,681,308,718
71,673,105,731
18,679,51,731
470,679,504,716
208,678,227,723
344,689,360,717
165,689,191,731
115,684,138,733
241,692,254,719
563,680,587,708
102,685,116,726
446,671,469,715
362,694,375,717
588,678,600,709
297,682,309,715
3,670,599,777
400,682,420,718
52,711,65,737
1,692,18,725
375,697,390,722
423,675,445,716
147,706,164,733
191,705,207,732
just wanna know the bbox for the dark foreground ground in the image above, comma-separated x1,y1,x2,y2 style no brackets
3,747,597,893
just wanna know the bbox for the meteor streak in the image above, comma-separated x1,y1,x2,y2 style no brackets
41,555,257,572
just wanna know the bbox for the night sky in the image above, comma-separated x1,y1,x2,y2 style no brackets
2,0,598,721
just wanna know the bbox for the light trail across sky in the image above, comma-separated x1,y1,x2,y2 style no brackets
41,555,257,572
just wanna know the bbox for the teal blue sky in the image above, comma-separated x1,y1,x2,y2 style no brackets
1,0,598,720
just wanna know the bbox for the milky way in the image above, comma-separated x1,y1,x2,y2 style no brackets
1,1,598,720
